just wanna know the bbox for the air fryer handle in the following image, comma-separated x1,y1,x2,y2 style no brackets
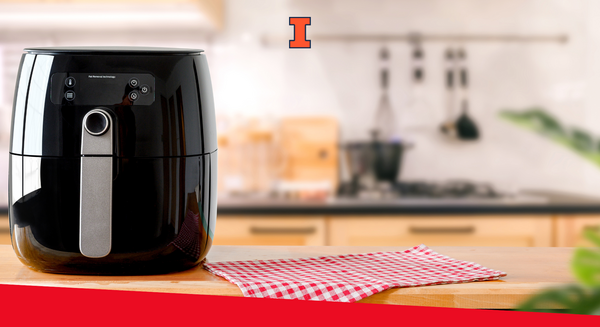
79,109,113,258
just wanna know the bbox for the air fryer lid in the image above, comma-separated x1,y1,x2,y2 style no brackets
24,46,204,55
11,46,216,158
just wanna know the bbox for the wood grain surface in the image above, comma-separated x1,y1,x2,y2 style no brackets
0,245,575,308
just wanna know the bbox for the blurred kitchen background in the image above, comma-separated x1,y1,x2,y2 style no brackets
2,0,600,248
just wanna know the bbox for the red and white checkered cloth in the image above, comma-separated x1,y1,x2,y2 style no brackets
203,244,507,302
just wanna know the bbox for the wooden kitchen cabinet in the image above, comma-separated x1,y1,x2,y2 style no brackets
327,216,553,247
0,215,9,245
3,212,593,247
554,215,600,247
213,216,327,246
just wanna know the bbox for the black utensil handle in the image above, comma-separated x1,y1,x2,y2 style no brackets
446,70,454,89
413,44,424,81
381,69,389,89
461,69,468,88
456,48,468,88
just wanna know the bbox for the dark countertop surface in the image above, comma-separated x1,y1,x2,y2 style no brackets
2,190,599,216
217,190,600,215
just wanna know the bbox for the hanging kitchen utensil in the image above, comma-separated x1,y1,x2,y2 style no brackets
371,47,403,187
456,100,479,139
372,46,396,141
455,48,480,140
399,41,438,133
440,48,457,136
342,46,411,195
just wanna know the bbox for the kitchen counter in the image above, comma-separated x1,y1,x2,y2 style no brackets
2,191,599,217
218,190,600,215
0,245,574,308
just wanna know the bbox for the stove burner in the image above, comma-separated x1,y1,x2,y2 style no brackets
338,180,503,199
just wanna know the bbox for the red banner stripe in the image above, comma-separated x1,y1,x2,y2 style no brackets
0,284,597,326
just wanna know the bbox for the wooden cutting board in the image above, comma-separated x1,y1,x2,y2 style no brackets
279,117,339,188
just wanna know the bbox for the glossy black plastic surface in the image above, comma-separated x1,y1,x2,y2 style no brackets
9,47,218,274
9,152,217,274
10,50,217,157
50,73,156,106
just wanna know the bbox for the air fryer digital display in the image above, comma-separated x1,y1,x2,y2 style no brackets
50,73,155,106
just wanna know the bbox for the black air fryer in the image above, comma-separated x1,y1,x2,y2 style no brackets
8,47,217,274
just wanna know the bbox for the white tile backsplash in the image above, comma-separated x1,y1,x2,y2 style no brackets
1,0,600,202
212,0,600,196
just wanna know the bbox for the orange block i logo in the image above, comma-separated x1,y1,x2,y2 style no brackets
289,17,311,48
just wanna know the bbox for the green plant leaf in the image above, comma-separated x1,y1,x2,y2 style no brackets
572,249,600,286
499,108,600,167
500,108,600,313
572,230,600,287
584,228,600,247
517,284,600,314
571,128,595,153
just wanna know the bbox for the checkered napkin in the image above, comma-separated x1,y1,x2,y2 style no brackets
203,244,507,302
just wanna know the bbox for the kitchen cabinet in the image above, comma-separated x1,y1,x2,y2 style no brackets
0,215,8,245
554,215,600,247
213,216,327,246
216,214,555,247
1,213,597,247
328,216,553,247
0,1,224,31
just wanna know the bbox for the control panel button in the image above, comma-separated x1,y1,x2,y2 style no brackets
51,73,156,105
84,111,110,136
128,91,139,101
129,78,139,88
64,90,76,101
65,77,76,87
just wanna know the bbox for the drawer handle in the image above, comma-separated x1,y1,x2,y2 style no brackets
250,227,317,235
409,226,475,234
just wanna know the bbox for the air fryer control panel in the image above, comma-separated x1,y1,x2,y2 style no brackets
50,73,155,106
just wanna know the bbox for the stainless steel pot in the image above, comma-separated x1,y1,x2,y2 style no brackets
341,140,411,191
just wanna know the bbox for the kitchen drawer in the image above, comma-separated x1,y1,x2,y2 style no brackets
213,216,326,246
328,216,552,247
555,215,600,247
0,215,9,245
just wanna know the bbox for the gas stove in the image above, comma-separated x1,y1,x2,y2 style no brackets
338,180,505,200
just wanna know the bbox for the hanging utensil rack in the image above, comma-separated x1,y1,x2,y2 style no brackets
262,33,568,46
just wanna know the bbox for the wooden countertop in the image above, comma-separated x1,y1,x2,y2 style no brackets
0,245,575,308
